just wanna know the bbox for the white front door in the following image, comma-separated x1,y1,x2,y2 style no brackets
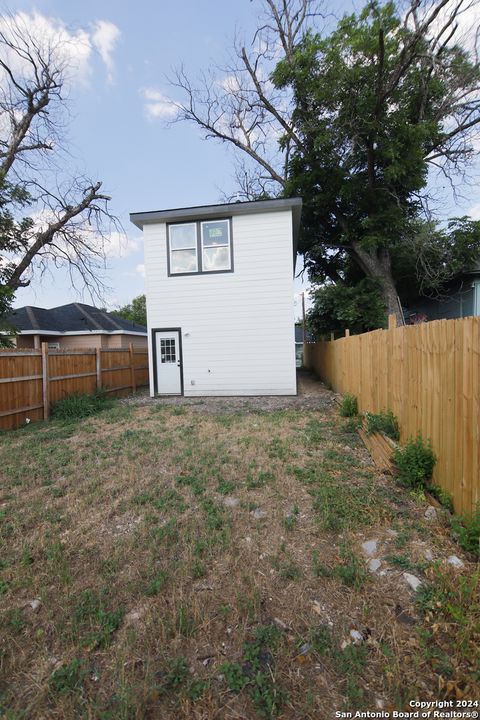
154,330,182,395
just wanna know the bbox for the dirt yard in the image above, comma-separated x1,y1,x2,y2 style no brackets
0,373,478,719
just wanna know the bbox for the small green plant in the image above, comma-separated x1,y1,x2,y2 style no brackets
175,605,195,637
364,409,400,440
247,470,275,489
429,485,454,512
191,559,206,579
146,570,169,595
393,434,436,489
283,504,299,531
73,589,124,649
335,545,366,591
220,624,286,717
51,391,113,421
339,394,358,417
161,657,189,690
49,659,86,695
341,416,362,434
312,552,333,578
451,503,480,559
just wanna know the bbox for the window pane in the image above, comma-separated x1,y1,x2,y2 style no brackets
202,220,229,247
203,245,230,271
171,248,197,273
170,223,196,249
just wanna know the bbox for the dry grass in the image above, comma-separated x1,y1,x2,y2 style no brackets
0,382,478,719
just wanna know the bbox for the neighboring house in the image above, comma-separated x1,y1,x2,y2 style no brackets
404,265,480,322
130,198,302,396
6,303,148,349
294,324,314,367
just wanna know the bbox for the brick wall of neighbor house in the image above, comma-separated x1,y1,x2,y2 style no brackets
144,209,297,396
14,335,36,349
105,334,148,349
57,335,103,349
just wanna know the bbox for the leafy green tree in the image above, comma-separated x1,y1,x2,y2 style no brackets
307,278,387,337
273,1,480,320
308,216,480,335
173,0,480,323
115,294,147,327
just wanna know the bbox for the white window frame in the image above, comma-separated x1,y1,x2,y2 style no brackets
200,219,231,273
167,219,233,276
168,222,198,275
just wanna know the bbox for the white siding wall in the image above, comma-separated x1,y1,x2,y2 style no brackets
144,210,296,396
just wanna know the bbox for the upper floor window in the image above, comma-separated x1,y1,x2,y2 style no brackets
168,219,232,275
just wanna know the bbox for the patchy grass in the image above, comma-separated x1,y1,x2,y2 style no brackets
0,380,478,718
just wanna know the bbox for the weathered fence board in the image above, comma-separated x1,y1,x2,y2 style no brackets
0,343,149,430
304,315,480,515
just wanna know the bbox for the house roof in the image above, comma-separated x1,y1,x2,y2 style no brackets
7,303,147,336
130,197,302,255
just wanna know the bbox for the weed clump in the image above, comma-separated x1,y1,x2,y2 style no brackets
451,504,480,559
364,409,400,440
339,394,358,417
51,391,113,421
393,434,436,489
220,624,287,717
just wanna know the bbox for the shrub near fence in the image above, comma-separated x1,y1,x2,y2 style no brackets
0,343,148,430
304,315,480,515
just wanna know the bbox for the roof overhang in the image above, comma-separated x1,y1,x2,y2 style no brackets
11,329,147,337
130,197,302,258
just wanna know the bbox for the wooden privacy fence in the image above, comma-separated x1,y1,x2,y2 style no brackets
0,343,149,430
304,315,480,515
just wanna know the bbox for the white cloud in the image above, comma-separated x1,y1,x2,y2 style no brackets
219,74,241,94
0,11,120,87
142,88,177,120
468,202,480,220
103,232,142,259
136,263,145,277
92,20,121,84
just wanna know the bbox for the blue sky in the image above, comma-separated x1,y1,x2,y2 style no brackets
6,0,480,320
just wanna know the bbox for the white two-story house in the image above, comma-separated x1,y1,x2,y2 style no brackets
130,198,302,397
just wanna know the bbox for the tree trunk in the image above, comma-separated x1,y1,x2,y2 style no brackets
351,242,404,326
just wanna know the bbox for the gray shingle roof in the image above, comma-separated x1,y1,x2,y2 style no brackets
7,303,147,335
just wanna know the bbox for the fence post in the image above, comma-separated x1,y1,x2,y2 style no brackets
41,342,50,420
96,348,102,391
345,328,350,337
129,343,136,393
388,314,397,330
330,332,334,342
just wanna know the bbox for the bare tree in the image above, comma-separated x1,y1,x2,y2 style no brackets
0,11,118,307
170,0,323,200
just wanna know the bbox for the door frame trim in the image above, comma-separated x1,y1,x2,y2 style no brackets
151,327,184,396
